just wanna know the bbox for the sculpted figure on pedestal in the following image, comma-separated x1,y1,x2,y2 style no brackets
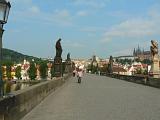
150,40,158,59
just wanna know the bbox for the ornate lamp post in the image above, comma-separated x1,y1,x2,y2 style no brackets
0,0,11,97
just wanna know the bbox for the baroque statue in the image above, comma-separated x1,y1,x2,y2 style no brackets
150,40,158,59
67,53,71,61
107,56,113,74
55,38,62,58
149,40,160,78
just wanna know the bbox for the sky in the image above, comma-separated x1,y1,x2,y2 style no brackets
3,0,160,59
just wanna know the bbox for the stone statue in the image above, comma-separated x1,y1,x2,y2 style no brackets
55,38,62,58
108,56,113,74
93,55,96,62
149,40,160,78
150,40,158,59
65,53,72,73
109,56,113,67
67,53,71,61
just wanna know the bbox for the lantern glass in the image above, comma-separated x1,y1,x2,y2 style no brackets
0,3,6,23
4,3,10,22
0,1,11,24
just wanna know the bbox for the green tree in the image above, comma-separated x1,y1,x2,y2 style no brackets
135,58,140,62
39,61,47,79
136,68,142,74
142,59,152,65
5,61,13,80
2,66,6,79
117,58,132,65
115,58,119,63
28,62,36,80
143,69,148,75
15,66,21,79
6,66,11,80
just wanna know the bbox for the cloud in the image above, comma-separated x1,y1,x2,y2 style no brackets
106,19,155,37
45,9,73,26
28,6,40,14
9,0,40,17
12,7,73,26
63,41,85,48
148,4,160,19
54,9,70,18
9,0,73,26
77,11,88,16
71,0,109,8
107,11,131,19
9,0,33,5
112,48,133,56
111,40,151,56
100,4,160,56
101,37,112,43
102,12,160,42
80,26,106,32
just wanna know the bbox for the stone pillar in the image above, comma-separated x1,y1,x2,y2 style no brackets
54,57,62,77
64,53,72,74
150,58,159,78
65,60,72,73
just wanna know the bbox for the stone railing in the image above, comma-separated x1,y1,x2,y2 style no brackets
106,74,160,88
0,74,71,120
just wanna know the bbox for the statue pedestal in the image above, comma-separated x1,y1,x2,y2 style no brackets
65,61,72,73
54,57,62,77
150,57,160,78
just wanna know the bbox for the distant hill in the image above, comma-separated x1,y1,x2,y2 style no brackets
2,48,40,62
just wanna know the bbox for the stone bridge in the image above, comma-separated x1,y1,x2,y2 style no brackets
20,74,160,120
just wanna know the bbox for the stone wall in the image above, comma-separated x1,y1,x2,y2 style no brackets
106,74,160,88
0,74,71,120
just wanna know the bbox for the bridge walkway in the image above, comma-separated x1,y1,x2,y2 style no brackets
21,74,160,120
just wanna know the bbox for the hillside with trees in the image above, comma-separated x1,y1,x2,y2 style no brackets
2,48,40,63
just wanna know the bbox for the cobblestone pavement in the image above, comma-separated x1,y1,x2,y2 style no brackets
21,74,160,120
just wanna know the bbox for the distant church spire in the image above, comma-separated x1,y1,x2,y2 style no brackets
137,44,141,55
133,48,136,56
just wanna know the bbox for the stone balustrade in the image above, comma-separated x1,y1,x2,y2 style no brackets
0,74,71,120
106,73,160,88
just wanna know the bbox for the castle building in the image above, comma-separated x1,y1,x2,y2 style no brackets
133,45,151,60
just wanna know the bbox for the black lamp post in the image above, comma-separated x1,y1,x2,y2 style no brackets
0,0,11,97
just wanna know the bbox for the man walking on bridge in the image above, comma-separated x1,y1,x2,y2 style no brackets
77,68,83,83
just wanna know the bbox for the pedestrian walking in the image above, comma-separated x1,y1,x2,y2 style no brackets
77,69,83,83
73,69,77,77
